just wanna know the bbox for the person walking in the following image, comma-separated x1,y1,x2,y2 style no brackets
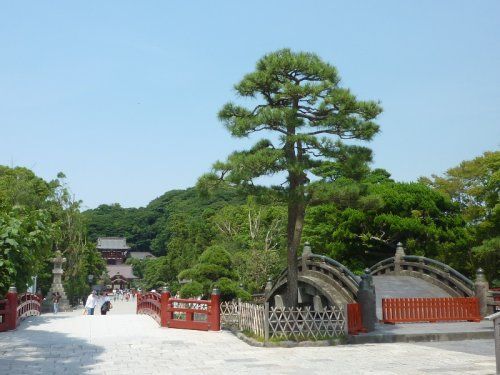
52,292,61,314
85,290,98,315
100,293,112,315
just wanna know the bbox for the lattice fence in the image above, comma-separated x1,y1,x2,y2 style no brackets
220,301,265,337
221,301,347,341
268,305,346,340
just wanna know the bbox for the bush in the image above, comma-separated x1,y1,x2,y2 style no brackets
179,281,204,298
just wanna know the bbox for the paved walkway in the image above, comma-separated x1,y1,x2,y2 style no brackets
0,301,496,374
372,276,451,318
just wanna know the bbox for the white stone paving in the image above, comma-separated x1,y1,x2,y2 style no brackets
0,301,496,375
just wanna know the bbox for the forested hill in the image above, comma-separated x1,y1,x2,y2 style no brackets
83,151,499,288
83,186,247,254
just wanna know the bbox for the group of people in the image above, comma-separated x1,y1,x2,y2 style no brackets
84,290,113,315
112,288,134,302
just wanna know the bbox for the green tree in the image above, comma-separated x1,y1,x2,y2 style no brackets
178,245,249,300
420,151,499,282
303,179,471,275
211,200,286,293
200,49,382,305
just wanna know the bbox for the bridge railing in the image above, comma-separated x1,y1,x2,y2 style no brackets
136,291,162,325
0,287,42,332
17,293,42,322
137,289,221,331
369,253,474,297
489,289,500,313
382,297,481,324
402,255,474,291
347,303,366,335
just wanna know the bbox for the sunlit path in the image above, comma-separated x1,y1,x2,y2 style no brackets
0,312,495,375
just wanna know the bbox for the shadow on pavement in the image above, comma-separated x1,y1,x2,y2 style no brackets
0,315,104,374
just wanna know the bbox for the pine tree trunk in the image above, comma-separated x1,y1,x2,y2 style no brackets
286,176,306,307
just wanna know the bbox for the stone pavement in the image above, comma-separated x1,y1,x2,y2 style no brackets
372,276,451,318
0,301,496,375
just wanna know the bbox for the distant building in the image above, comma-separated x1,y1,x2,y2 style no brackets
96,237,137,289
96,237,130,265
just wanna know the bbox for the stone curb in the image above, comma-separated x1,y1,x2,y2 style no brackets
224,328,345,348
347,330,494,344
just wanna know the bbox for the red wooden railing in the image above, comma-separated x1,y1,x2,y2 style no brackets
136,292,162,325
347,303,366,335
0,288,42,332
137,289,221,331
382,297,481,324
17,293,42,321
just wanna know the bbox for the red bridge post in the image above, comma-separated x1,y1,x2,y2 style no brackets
6,286,18,331
160,288,170,328
210,288,220,331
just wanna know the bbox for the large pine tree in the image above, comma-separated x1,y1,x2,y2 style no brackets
200,49,382,305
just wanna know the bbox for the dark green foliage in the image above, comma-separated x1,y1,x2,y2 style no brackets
179,245,240,300
179,281,204,298
214,277,252,301
303,179,470,274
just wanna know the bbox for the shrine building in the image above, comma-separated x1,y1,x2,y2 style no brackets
97,237,138,289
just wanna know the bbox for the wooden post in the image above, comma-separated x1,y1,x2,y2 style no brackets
6,286,18,331
264,302,270,342
210,288,220,331
160,288,170,328
485,312,500,374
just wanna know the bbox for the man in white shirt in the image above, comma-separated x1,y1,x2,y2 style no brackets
85,290,98,315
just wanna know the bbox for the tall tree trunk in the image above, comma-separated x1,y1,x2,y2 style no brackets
286,175,306,307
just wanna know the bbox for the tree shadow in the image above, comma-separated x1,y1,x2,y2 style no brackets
0,315,105,374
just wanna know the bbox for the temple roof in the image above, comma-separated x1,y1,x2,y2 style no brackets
106,264,137,280
97,237,130,250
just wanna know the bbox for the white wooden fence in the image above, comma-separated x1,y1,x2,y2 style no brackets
220,301,347,341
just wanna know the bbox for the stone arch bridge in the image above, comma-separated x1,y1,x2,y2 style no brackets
266,243,486,318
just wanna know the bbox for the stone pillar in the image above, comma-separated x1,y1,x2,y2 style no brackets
394,242,405,275
301,242,312,270
475,268,489,317
357,269,377,331
43,250,70,312
210,288,221,331
6,286,18,331
264,277,273,299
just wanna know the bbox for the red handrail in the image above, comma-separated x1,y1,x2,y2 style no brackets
347,303,366,335
1,290,42,332
137,290,221,331
136,292,162,325
382,297,481,324
17,293,42,322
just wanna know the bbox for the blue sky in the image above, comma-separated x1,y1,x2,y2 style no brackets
1,1,499,208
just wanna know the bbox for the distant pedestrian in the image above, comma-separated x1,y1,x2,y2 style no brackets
85,290,98,315
52,292,61,314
